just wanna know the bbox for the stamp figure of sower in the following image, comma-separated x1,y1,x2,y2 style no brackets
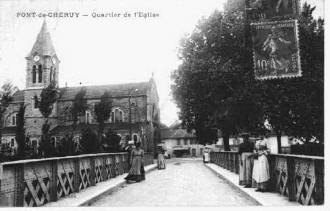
262,26,293,72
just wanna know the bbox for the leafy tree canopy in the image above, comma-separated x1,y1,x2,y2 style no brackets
258,3,324,143
0,81,18,143
39,82,58,118
0,81,18,109
94,91,113,131
171,8,265,148
171,1,323,150
16,104,26,158
39,121,56,157
57,134,76,156
71,88,88,124
80,126,98,154
102,128,121,152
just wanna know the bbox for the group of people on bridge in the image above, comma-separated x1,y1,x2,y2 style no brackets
238,133,270,192
124,132,270,193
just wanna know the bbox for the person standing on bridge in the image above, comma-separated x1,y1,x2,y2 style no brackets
157,146,166,170
252,139,270,192
125,140,135,168
238,133,255,188
125,140,145,183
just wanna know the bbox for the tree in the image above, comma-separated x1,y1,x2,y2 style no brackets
0,81,17,108
257,3,324,153
101,128,121,152
71,88,88,126
38,82,58,157
38,123,56,157
80,126,98,154
171,1,323,154
57,133,76,156
94,91,112,149
39,82,58,118
15,104,26,159
171,8,265,150
0,81,18,142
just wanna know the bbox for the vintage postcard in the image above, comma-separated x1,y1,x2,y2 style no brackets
0,0,325,208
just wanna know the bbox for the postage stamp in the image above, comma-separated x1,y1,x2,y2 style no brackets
251,20,301,80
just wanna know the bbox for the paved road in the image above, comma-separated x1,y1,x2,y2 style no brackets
91,159,258,206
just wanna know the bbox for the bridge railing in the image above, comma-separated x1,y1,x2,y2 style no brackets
0,152,154,207
210,151,324,205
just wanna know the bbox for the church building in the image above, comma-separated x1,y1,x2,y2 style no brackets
1,21,161,154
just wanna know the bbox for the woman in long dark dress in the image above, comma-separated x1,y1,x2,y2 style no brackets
125,141,145,182
238,134,254,187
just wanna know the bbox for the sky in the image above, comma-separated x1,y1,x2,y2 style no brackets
0,0,324,126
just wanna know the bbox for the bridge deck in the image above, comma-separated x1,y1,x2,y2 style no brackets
91,159,258,206
205,163,298,206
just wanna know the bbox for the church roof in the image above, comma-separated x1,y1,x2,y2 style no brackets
9,81,151,103
58,81,150,100
28,20,56,57
11,90,24,103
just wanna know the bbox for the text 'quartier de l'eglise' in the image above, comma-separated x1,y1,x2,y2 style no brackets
90,12,160,18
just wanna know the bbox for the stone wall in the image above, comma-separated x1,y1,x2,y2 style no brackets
24,89,58,141
56,95,148,126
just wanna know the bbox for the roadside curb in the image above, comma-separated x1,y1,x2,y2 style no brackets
204,163,262,206
80,164,157,206
45,163,157,207
204,163,298,206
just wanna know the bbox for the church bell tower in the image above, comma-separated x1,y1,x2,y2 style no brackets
25,20,59,89
23,20,60,141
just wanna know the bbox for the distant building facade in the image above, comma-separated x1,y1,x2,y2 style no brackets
160,124,204,157
1,21,161,154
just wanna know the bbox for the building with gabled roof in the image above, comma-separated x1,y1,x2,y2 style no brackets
1,21,160,155
160,123,205,158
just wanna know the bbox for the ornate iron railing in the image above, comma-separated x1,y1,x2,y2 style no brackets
210,151,324,205
0,152,154,207
210,151,240,174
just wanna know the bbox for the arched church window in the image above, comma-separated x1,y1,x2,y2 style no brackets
38,65,42,83
32,66,36,83
110,108,124,123
114,108,124,123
